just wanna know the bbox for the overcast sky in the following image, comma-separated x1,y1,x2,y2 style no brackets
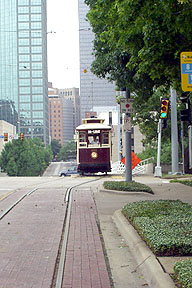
47,0,80,89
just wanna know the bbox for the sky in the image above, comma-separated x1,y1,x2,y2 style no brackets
47,0,80,89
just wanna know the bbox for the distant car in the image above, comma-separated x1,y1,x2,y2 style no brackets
59,166,78,177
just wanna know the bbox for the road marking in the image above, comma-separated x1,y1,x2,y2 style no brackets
0,191,14,201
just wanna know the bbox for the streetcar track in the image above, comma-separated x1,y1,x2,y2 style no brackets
53,177,103,288
0,188,38,220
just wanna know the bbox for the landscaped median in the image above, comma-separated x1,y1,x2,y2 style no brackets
122,200,192,288
103,180,192,288
170,179,192,187
103,180,154,194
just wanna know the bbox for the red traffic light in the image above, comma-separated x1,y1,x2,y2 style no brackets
20,133,24,141
4,133,8,141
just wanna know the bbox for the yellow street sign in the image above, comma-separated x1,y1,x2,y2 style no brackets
180,52,192,91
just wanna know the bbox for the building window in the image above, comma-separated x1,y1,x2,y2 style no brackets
19,79,30,86
18,7,29,13
32,78,43,85
31,6,41,13
18,0,29,4
19,46,30,53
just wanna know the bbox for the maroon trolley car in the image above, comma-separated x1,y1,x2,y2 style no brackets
76,118,112,174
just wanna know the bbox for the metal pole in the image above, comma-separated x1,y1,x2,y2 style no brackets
125,89,132,182
154,119,162,177
189,125,192,169
117,104,121,161
181,121,185,174
170,87,179,174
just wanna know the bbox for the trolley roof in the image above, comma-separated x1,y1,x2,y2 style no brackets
76,118,111,131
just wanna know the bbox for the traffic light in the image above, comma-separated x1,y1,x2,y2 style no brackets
20,132,24,141
180,96,191,123
4,133,8,141
160,99,169,119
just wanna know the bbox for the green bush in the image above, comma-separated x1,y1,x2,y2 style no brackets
137,141,173,164
122,200,192,256
170,179,192,187
174,260,192,288
103,181,153,194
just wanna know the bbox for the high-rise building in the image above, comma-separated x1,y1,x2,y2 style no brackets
48,84,78,145
58,88,81,129
0,0,49,144
78,0,116,119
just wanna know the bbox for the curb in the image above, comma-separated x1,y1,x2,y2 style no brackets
112,210,176,288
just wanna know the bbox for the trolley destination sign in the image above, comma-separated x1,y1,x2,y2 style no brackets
180,51,192,91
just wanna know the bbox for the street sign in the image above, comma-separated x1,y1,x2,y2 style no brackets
180,52,192,91
123,115,132,132
120,98,134,113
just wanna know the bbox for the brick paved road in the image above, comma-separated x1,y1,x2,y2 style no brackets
62,189,111,288
0,187,66,288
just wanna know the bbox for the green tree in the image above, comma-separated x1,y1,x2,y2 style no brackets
86,0,192,90
85,0,192,143
51,139,62,159
0,138,52,176
57,140,76,161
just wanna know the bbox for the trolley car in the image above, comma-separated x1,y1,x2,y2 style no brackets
76,118,112,174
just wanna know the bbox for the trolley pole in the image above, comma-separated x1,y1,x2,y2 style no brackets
125,89,132,182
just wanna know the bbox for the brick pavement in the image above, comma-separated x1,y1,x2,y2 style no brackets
62,189,111,288
0,187,66,288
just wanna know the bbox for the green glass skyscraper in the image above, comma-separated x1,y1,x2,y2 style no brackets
0,0,49,144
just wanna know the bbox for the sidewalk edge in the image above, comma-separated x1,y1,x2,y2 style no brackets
112,209,176,288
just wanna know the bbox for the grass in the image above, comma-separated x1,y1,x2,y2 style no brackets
122,199,192,288
103,180,153,194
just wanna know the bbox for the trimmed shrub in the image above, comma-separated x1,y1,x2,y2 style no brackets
103,181,153,194
122,200,192,256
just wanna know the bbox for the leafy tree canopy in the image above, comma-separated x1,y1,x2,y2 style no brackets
57,140,76,162
0,138,53,176
51,139,62,158
85,0,192,92
85,0,192,143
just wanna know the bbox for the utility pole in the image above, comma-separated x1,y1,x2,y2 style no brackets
125,89,132,182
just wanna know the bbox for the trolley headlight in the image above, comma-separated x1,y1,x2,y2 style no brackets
91,151,98,159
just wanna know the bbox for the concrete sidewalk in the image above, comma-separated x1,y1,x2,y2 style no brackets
94,175,192,288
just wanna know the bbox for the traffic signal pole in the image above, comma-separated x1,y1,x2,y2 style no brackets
125,89,132,182
170,88,179,174
154,119,162,177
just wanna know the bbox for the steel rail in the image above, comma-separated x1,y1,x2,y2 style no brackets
54,177,103,288
0,188,38,220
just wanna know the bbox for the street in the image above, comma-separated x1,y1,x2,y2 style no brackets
0,162,150,287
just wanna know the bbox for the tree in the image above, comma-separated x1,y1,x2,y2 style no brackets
57,140,76,162
85,0,192,143
51,139,62,159
86,0,192,91
0,138,53,176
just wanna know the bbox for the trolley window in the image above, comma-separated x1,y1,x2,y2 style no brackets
88,133,100,146
79,132,87,147
102,132,109,145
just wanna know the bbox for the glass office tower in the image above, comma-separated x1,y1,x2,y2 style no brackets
0,0,49,144
78,0,116,119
